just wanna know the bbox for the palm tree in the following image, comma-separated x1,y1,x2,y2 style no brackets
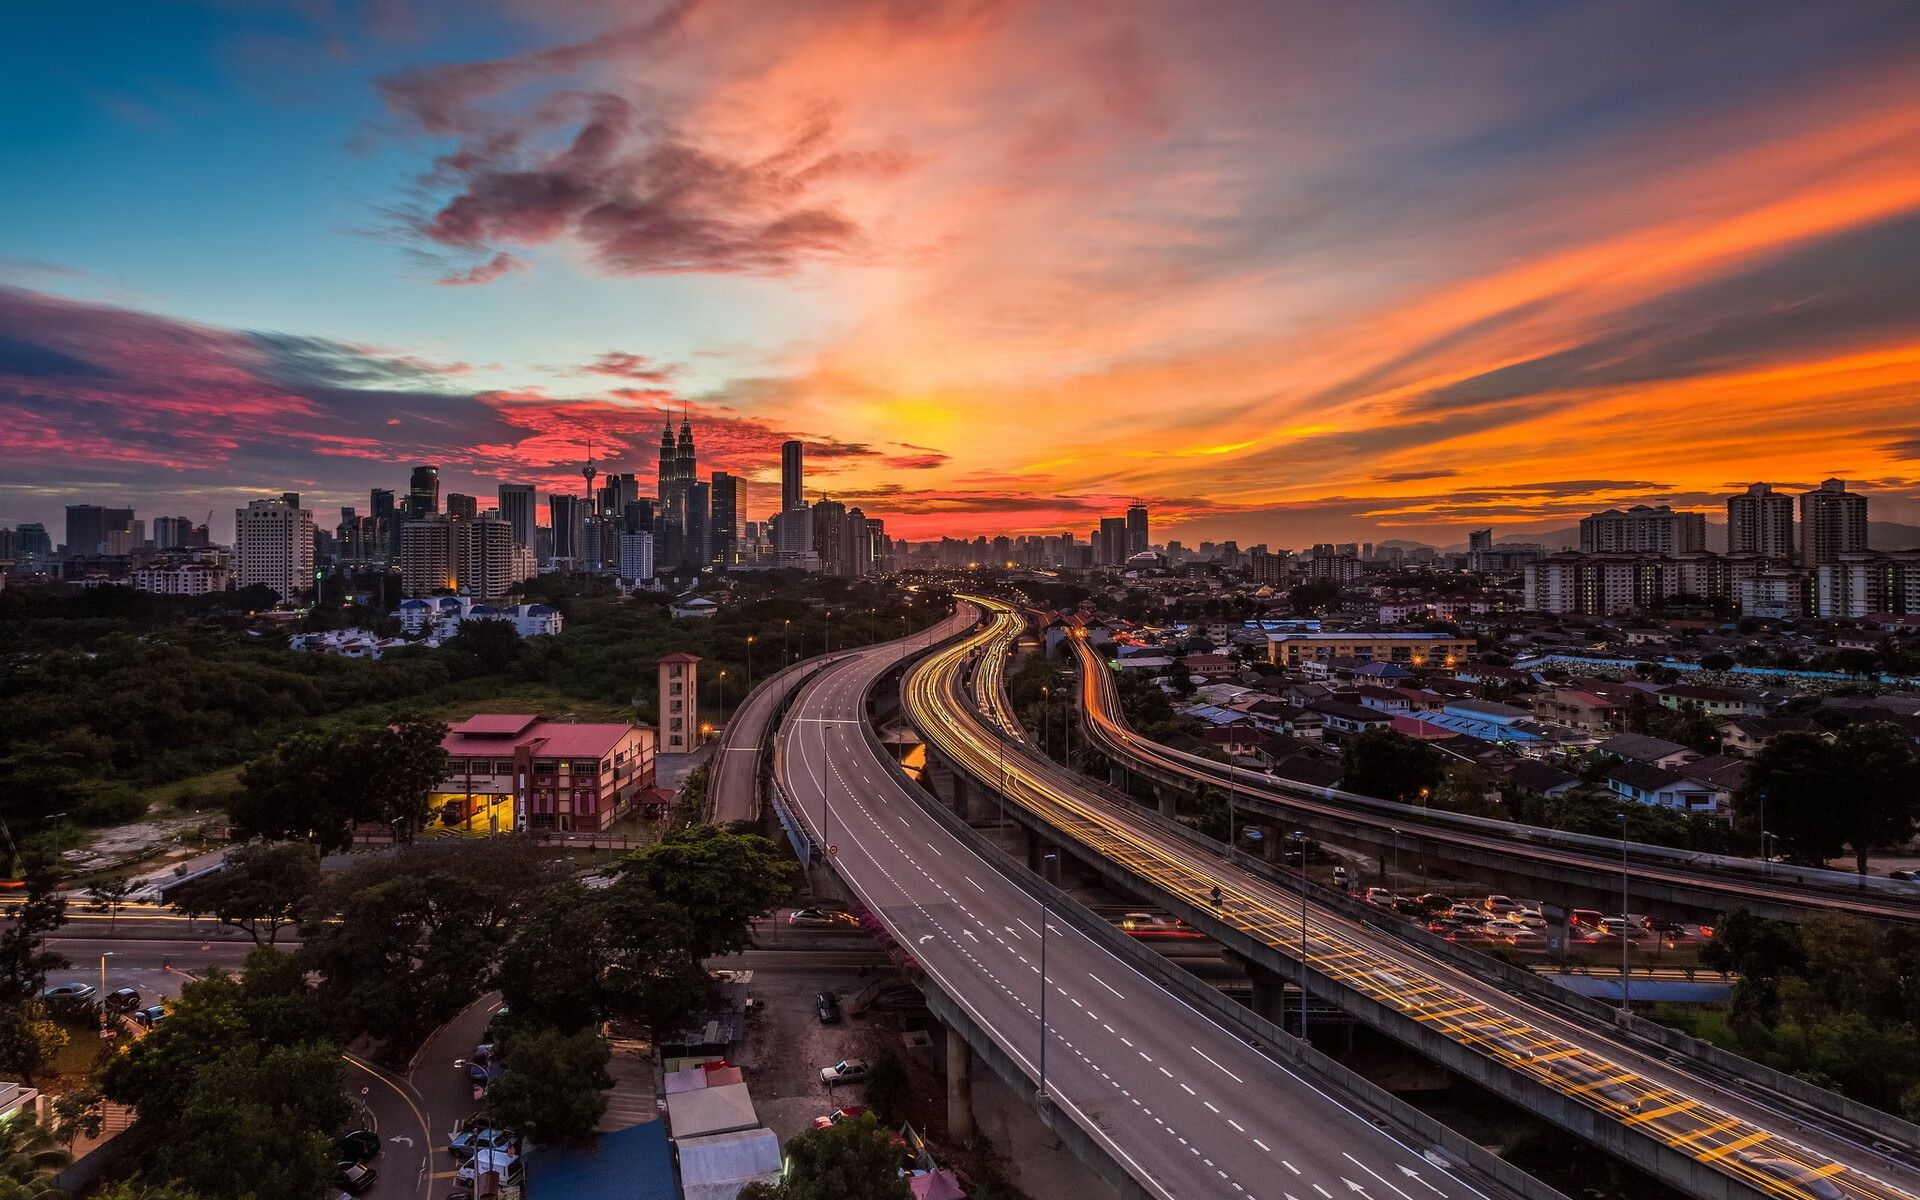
0,1116,71,1200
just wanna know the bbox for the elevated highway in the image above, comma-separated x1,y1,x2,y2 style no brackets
904,596,1920,1200
774,607,1539,1200
1063,625,1920,926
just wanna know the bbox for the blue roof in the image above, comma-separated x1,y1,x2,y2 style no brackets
399,599,430,608
1548,976,1731,1005
526,604,555,614
531,1119,676,1200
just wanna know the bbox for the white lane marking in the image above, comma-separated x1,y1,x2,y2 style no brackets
1089,972,1125,999
1191,1045,1247,1084
964,875,987,893
1344,1154,1418,1200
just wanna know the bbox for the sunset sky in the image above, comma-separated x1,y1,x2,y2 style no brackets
5,1,1920,546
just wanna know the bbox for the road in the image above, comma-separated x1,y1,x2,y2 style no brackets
928,596,1918,1200
777,604,1511,1200
711,654,837,825
1063,625,1920,924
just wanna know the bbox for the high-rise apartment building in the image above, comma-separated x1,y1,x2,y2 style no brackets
453,515,520,599
445,493,478,519
1577,505,1706,555
1098,516,1129,566
400,517,455,597
1726,483,1795,560
683,479,710,570
773,506,817,570
813,497,848,574
1125,504,1149,555
407,465,440,519
1800,478,1868,568
498,484,536,549
234,497,315,605
152,516,195,550
781,440,805,511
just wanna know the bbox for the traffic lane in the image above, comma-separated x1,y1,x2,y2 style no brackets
345,1054,432,1200
787,655,1486,1200
44,935,260,1002
408,994,504,1174
815,716,1485,1200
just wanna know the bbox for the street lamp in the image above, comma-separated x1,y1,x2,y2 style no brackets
717,670,729,722
1617,812,1632,1014
1038,851,1058,1101
823,610,832,656
745,635,754,692
783,618,792,664
1040,685,1051,758
98,952,113,1037
1288,831,1310,1044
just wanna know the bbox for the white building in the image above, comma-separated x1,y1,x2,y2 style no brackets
396,595,564,641
289,628,411,659
619,531,655,582
1737,570,1809,620
234,497,314,606
131,559,229,596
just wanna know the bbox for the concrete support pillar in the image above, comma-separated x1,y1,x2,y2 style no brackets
1109,761,1127,790
1025,826,1043,874
1543,903,1570,962
1245,959,1288,1028
946,1024,974,1145
1156,785,1177,819
949,766,969,818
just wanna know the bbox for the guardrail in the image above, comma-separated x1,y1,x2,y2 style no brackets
856,711,1570,1200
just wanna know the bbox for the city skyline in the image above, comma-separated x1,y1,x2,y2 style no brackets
7,3,1920,545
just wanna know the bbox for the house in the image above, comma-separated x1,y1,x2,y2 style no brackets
1307,699,1395,739
1596,733,1700,770
1357,686,1414,714
1532,687,1620,733
436,713,657,834
397,596,563,640
288,628,411,659
1180,653,1240,682
1659,684,1767,720
1505,759,1582,799
1605,761,1727,816
1717,716,1819,756
670,595,720,620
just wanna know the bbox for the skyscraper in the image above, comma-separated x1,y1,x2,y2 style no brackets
683,479,710,570
1098,516,1129,566
781,440,805,511
234,497,314,605
1801,479,1868,568
498,484,536,549
407,465,440,519
1125,503,1149,555
1727,483,1795,560
548,494,585,563
64,504,134,557
153,516,194,550
400,516,455,597
813,497,847,574
446,493,478,519
710,472,740,566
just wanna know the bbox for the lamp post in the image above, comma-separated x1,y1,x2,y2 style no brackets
1618,812,1631,1014
99,951,113,1037
783,618,792,664
823,610,832,656
1041,685,1051,758
717,670,729,723
1038,851,1058,1100
745,635,754,692
1289,830,1310,1044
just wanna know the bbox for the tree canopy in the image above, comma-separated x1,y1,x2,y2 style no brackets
1338,728,1442,805
171,841,321,943
738,1117,913,1200
483,1026,613,1144
1735,724,1920,871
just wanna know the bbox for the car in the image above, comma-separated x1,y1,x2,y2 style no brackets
1481,895,1522,914
105,987,141,1013
1446,903,1485,920
450,1127,513,1162
1738,1155,1845,1200
132,1005,168,1029
1598,917,1649,940
813,1105,867,1131
1415,893,1455,913
788,908,860,929
820,1059,870,1086
1114,912,1199,938
335,1130,381,1164
41,983,96,1002
337,1161,377,1195
1569,908,1604,928
816,991,841,1024
1499,927,1547,948
1392,895,1428,917
1362,887,1394,906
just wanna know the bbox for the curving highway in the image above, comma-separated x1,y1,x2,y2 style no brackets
776,603,1522,1200
907,596,1918,1200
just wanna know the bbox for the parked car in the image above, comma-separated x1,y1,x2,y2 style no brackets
335,1130,381,1164
336,1161,376,1195
789,908,860,929
105,987,141,1013
816,991,841,1024
41,983,96,1003
813,1106,867,1131
132,1005,168,1029
449,1124,514,1163
820,1059,871,1086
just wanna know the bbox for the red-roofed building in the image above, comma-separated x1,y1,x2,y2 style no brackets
436,714,657,833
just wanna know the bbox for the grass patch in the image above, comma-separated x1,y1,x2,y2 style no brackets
136,765,244,812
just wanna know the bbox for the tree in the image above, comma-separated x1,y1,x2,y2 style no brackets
171,842,321,944
0,1117,70,1200
361,717,450,836
229,719,448,852
0,1002,68,1084
1431,761,1503,819
1734,731,1843,865
622,825,798,959
497,885,614,1034
152,1043,351,1200
1338,728,1441,805
1701,909,1806,1026
85,876,137,933
738,1117,912,1200
439,618,528,678
1737,723,1920,872
0,860,66,1006
1286,581,1343,615
484,1027,612,1144
1830,722,1920,875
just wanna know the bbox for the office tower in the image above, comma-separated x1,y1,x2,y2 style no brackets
15,523,51,558
548,494,585,562
1726,483,1795,560
812,497,847,573
865,516,887,574
407,465,440,519
656,424,676,505
64,504,134,557
781,440,805,511
618,531,655,582
498,484,536,550
444,493,476,520
1125,504,1149,555
1801,479,1868,568
1099,516,1129,566
1578,504,1706,554
845,506,871,576
234,497,315,605
773,506,817,570
400,517,455,597
683,479,710,570
622,499,655,535
710,472,740,566
367,488,396,560
153,516,194,550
